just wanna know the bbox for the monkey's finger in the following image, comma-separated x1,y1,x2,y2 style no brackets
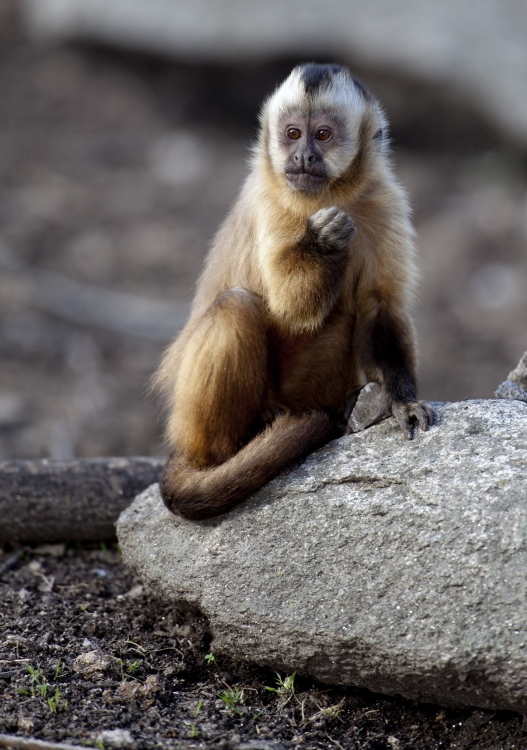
415,408,430,432
409,403,434,431
320,221,356,248
310,206,340,228
392,407,414,440
325,213,353,233
334,224,356,242
399,420,414,440
332,216,355,233
402,402,434,434
423,403,435,425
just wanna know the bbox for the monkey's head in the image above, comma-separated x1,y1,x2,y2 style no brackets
258,63,387,196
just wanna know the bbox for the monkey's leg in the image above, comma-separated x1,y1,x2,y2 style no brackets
167,287,269,469
161,290,337,520
354,303,433,440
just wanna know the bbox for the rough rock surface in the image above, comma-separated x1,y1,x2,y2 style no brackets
495,380,527,403
117,400,527,712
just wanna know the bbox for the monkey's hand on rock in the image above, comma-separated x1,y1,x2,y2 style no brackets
307,206,356,253
367,399,433,440
390,401,434,440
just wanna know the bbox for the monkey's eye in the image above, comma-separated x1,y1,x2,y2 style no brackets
315,129,332,142
286,128,301,140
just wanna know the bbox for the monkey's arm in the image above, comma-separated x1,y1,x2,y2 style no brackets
261,207,355,334
353,295,433,439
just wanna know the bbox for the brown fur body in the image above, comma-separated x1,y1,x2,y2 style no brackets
154,64,432,520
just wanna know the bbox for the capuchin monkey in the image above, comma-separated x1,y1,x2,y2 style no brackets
153,63,433,521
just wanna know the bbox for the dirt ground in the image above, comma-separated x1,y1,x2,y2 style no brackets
0,544,526,750
0,0,526,461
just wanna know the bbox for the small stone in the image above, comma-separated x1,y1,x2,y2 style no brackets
495,380,527,403
37,575,55,593
163,664,181,677
81,637,94,650
174,623,192,638
124,584,143,599
38,632,51,647
96,729,135,749
18,588,31,602
91,568,108,578
17,716,34,732
73,650,113,678
145,674,159,690
347,382,385,432
117,680,141,702
117,675,159,707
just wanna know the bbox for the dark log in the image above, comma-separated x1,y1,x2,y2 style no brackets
0,735,98,750
0,457,164,543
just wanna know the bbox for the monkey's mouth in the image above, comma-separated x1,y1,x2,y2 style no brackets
285,170,327,192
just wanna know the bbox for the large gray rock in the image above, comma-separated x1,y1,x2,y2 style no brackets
117,400,527,712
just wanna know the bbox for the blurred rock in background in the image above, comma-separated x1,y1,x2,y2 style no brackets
0,0,526,460
22,0,527,148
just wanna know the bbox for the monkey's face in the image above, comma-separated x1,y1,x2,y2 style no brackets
278,110,353,193
261,65,385,195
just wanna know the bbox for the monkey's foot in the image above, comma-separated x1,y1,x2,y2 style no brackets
360,398,433,440
308,206,356,252
391,401,434,440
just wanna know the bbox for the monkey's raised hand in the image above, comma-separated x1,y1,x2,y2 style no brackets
307,206,356,253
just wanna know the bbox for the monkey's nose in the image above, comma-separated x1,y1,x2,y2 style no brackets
293,150,317,169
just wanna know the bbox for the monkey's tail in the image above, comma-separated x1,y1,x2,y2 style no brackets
160,411,336,521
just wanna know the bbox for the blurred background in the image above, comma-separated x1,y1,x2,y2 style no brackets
0,0,526,460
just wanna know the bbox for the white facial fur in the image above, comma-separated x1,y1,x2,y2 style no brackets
263,67,369,182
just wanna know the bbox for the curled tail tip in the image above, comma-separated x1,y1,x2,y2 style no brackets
161,410,338,522
160,481,203,521
160,464,200,520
